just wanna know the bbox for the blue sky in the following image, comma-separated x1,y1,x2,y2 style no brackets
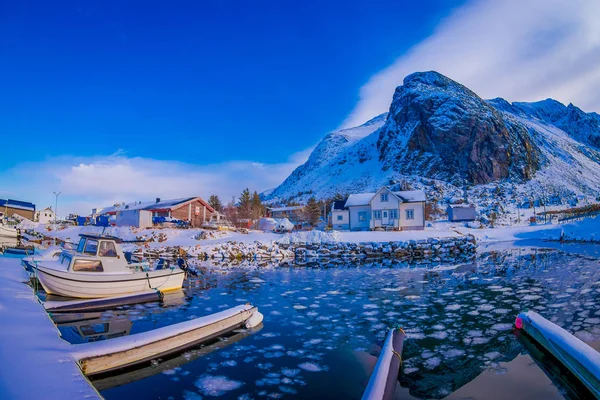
0,0,459,168
2,0,599,214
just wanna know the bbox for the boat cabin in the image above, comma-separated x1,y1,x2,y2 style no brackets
59,234,134,273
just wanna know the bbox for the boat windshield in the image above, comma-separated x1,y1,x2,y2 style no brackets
84,239,99,255
76,238,86,253
98,241,117,257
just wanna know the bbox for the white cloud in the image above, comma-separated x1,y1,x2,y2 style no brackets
344,0,600,128
0,150,312,215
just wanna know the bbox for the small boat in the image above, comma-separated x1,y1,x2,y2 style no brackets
3,246,35,255
0,224,18,239
362,328,407,400
515,311,600,397
31,234,185,299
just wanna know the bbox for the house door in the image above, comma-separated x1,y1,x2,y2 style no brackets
382,210,389,226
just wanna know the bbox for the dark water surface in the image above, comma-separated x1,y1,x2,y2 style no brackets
53,244,600,399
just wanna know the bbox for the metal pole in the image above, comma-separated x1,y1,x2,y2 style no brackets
53,191,61,244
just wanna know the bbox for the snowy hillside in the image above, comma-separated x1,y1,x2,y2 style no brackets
265,71,600,221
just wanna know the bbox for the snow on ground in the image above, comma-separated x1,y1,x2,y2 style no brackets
0,256,100,399
30,215,598,257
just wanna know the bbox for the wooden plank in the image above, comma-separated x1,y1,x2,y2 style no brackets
77,307,256,375
45,290,162,313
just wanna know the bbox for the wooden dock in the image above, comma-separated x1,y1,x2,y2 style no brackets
0,255,263,398
0,257,101,399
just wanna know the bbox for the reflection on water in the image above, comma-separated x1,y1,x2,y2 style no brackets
47,245,600,399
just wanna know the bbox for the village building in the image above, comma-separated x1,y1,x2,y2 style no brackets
331,199,350,230
0,199,36,220
447,204,476,222
343,187,426,231
98,197,215,228
268,205,305,225
35,207,56,224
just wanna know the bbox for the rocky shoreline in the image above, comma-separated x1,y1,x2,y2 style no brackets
194,235,477,263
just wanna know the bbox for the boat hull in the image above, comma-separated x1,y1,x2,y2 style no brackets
34,265,185,299
0,225,18,239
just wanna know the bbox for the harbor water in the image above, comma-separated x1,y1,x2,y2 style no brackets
39,243,600,399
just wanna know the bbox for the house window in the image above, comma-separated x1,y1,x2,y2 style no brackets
373,210,381,219
406,209,415,220
390,209,398,219
358,211,367,222
383,211,388,218
337,215,343,221
381,193,388,202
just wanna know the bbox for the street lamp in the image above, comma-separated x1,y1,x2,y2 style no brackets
53,191,61,228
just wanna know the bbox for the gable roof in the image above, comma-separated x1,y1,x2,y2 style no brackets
99,197,214,215
345,193,375,207
344,188,426,207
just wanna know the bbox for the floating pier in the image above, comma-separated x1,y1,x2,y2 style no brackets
515,311,600,398
91,324,263,391
44,290,163,313
72,304,263,376
362,328,406,400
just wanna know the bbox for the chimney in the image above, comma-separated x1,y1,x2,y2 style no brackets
156,197,161,203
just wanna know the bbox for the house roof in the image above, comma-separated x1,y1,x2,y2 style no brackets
394,190,427,202
344,188,426,207
331,199,349,211
448,204,475,209
270,205,304,213
99,197,215,215
0,199,36,212
345,193,375,207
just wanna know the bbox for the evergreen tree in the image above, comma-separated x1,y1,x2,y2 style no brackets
304,197,321,226
251,191,264,219
237,188,252,219
208,194,223,212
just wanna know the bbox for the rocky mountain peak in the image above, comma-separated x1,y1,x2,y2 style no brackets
377,71,541,185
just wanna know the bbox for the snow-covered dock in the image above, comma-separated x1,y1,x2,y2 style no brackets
0,257,101,399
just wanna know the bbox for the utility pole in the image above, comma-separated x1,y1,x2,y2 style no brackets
53,191,61,246
53,191,61,227
542,197,547,224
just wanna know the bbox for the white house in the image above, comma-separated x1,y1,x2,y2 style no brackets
35,207,56,224
331,199,350,230
344,187,426,231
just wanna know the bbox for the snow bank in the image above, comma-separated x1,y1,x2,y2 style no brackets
277,230,343,245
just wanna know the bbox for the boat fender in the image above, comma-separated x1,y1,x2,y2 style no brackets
245,311,264,329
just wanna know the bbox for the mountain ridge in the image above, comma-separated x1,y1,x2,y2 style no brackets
265,71,600,220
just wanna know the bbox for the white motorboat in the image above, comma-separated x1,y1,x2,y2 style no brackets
31,234,185,299
0,223,18,239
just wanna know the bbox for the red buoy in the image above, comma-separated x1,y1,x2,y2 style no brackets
515,316,523,329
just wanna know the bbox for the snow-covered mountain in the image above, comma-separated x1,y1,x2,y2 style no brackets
265,71,600,218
